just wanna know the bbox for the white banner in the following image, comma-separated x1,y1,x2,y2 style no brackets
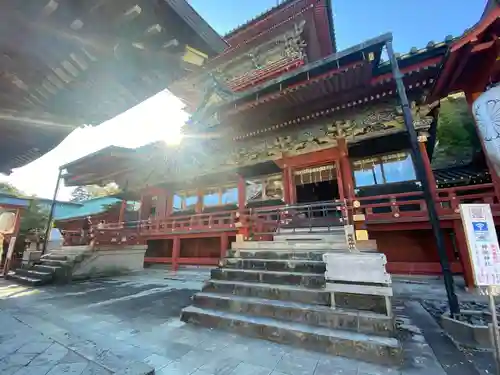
460,204,500,287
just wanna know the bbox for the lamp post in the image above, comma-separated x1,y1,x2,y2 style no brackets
386,38,460,316
42,168,63,255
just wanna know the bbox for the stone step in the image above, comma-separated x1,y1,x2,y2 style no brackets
14,268,53,281
202,280,330,305
193,293,394,337
273,233,346,242
33,264,63,274
223,258,326,273
231,241,351,251
228,249,328,261
40,259,69,267
6,272,45,286
211,268,325,288
41,254,68,261
181,306,402,366
278,227,344,233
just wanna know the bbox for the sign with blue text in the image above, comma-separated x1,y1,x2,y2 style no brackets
460,204,500,287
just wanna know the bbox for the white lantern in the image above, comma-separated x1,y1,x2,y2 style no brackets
472,84,500,177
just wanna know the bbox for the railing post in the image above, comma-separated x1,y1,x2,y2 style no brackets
220,232,229,260
172,236,180,272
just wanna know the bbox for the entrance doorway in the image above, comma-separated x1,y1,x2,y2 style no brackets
294,164,340,204
296,180,340,204
292,165,343,227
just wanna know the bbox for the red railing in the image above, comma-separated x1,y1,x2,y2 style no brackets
58,183,500,245
137,210,239,236
250,201,348,235
356,183,500,222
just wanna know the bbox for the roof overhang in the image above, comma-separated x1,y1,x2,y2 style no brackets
0,0,226,173
429,7,500,102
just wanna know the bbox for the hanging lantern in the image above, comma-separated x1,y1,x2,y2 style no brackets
473,84,500,177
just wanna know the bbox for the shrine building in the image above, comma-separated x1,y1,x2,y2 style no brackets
60,0,500,288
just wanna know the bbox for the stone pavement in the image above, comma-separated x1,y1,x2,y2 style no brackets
0,269,449,375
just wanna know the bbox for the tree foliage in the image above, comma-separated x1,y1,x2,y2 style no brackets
19,201,50,234
70,184,121,202
433,96,481,167
0,182,24,196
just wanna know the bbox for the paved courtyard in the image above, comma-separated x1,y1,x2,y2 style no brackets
0,269,464,375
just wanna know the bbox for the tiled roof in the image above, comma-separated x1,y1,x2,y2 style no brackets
54,197,122,221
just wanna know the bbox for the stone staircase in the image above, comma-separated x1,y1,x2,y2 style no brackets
181,227,402,366
7,246,91,286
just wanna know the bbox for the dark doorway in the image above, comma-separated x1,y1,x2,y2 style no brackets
296,180,340,204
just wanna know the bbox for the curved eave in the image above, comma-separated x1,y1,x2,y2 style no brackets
429,7,500,102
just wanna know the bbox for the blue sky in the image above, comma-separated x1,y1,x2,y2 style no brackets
1,0,488,199
190,0,486,52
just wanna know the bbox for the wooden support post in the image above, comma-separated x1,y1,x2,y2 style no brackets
172,236,180,272
453,220,475,289
338,138,355,202
166,191,173,217
118,200,126,225
466,91,500,201
196,189,203,214
418,137,438,198
220,232,229,260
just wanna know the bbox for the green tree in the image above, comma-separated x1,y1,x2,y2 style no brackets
433,96,481,167
0,182,24,196
70,183,121,202
19,201,50,234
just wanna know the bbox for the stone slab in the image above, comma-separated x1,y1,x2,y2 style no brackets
323,252,391,284
193,292,394,336
210,269,325,289
181,306,402,366
228,250,328,261
231,241,351,251
223,258,326,273
202,280,331,305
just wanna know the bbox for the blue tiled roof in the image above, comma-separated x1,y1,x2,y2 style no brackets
54,197,122,221
0,195,30,208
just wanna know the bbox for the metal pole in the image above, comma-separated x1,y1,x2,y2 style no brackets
386,38,460,316
42,168,63,255
488,287,500,374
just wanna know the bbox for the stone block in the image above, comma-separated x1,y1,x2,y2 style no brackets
223,258,326,273
202,281,331,306
323,253,391,285
193,293,394,336
334,292,389,315
441,311,495,349
181,307,402,366
210,269,325,288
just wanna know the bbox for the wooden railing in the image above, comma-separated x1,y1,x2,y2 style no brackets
355,183,500,222
251,201,348,235
59,183,500,245
135,210,239,236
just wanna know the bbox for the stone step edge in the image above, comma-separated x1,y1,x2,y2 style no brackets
16,268,52,277
6,272,44,284
181,306,401,365
195,292,390,320
205,279,328,293
225,258,324,264
214,268,324,277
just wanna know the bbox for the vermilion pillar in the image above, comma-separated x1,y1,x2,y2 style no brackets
453,220,475,289
418,136,438,198
172,236,180,271
338,138,355,202
237,175,246,212
118,200,127,224
220,232,229,259
283,167,291,204
196,189,203,214
166,191,173,217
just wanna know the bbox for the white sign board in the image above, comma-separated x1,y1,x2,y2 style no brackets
460,204,500,286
